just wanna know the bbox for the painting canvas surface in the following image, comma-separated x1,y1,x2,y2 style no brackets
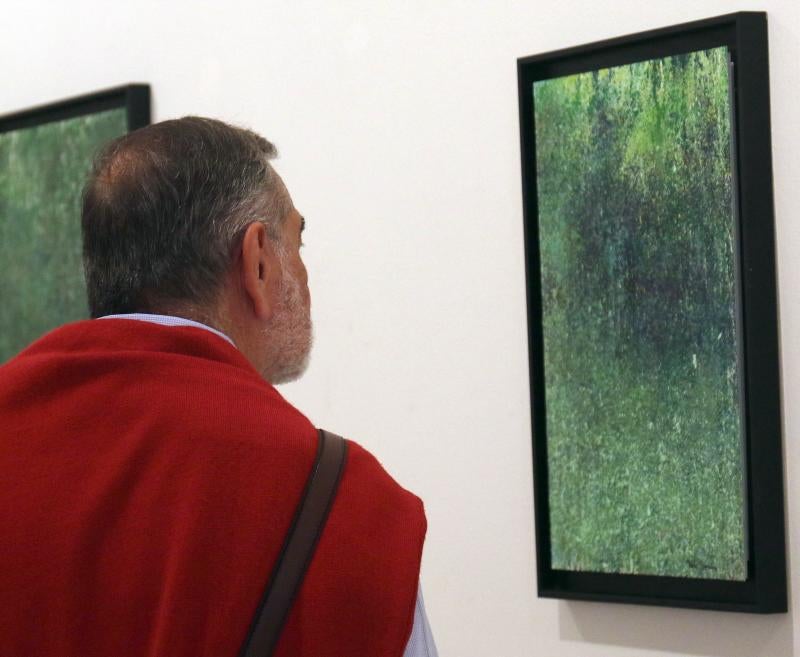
0,108,128,363
533,46,747,580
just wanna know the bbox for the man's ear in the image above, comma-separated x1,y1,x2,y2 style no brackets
239,222,280,320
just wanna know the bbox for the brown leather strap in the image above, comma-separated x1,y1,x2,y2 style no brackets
239,429,348,657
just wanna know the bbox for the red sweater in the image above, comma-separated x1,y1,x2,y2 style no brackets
0,319,426,657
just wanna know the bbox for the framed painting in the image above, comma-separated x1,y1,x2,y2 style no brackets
518,13,786,612
0,84,150,363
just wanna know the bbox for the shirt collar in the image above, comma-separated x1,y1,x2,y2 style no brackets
97,313,236,347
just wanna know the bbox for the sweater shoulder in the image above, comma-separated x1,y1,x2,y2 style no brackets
339,438,427,530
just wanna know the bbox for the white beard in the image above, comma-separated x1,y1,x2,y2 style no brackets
260,248,313,384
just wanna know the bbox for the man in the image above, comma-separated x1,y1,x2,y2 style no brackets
0,117,437,656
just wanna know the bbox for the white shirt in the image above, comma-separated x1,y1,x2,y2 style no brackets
99,313,438,657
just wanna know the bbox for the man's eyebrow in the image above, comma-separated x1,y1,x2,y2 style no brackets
300,215,306,233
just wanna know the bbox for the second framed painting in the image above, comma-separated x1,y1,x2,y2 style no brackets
518,13,786,612
0,85,150,364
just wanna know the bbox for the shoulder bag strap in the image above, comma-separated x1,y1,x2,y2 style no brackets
239,429,348,657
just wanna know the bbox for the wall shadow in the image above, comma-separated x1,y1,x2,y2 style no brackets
559,600,793,657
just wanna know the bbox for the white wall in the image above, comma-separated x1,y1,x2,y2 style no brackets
4,1,800,655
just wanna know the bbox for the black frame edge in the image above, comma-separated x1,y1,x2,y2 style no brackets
0,84,152,133
125,84,151,131
518,55,552,602
732,12,787,615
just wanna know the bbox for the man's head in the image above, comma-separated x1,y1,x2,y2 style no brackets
81,116,312,383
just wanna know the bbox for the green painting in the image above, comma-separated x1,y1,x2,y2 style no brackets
534,47,747,580
0,108,128,363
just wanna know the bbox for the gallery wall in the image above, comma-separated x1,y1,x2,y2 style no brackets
3,1,799,655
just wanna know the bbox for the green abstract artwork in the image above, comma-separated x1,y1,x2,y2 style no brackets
534,47,747,580
0,108,128,363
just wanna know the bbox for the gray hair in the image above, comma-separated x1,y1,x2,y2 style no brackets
81,116,292,317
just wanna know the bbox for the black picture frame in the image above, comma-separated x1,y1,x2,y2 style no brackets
517,13,786,612
0,84,151,362
0,84,150,134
